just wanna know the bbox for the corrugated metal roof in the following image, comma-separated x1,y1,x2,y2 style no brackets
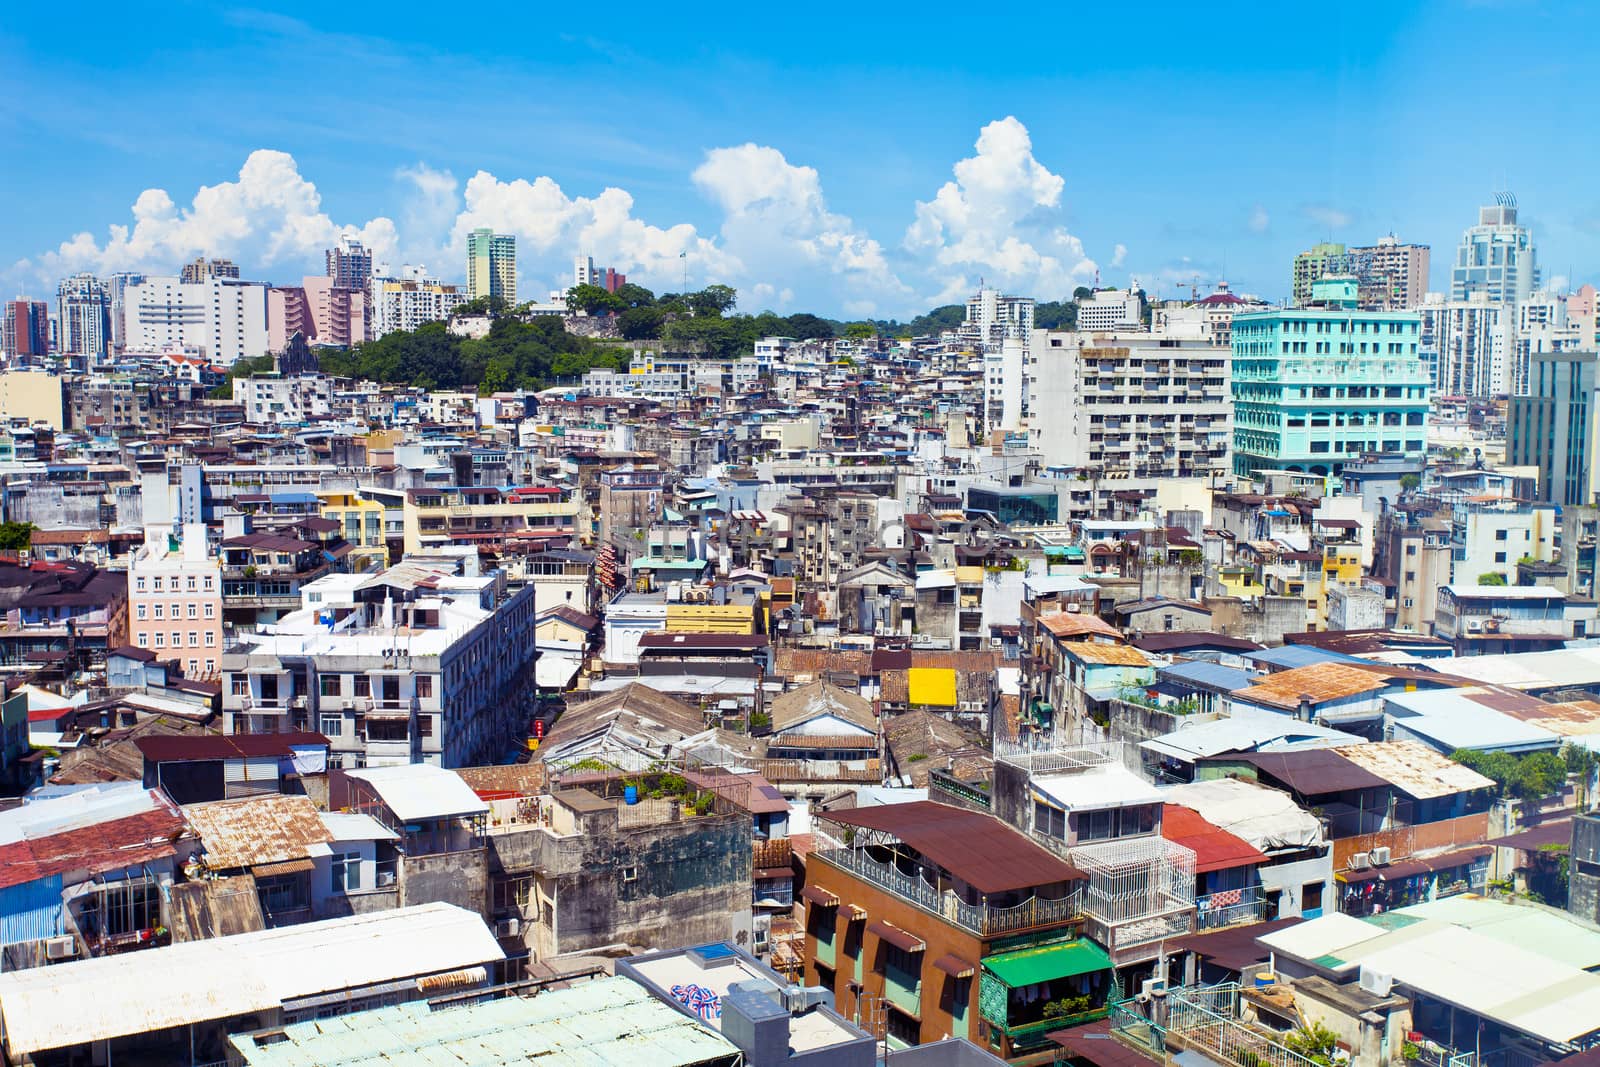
0,903,504,1056
229,975,739,1066
185,794,334,870
346,765,490,822
820,801,1084,894
1331,741,1496,800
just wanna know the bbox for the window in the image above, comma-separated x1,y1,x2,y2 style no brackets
204,632,215,647
320,675,343,698
416,716,434,738
135,577,146,593
204,659,215,674
136,604,147,620
153,633,164,648
204,603,214,618
1034,801,1066,839
416,675,434,700
171,632,181,648
204,576,214,591
153,604,163,620
1302,881,1325,914
353,674,371,698
332,851,362,893
189,632,199,647
136,632,148,648
1494,552,1507,564
1495,530,1508,541
187,659,198,675
319,713,343,736
187,604,197,619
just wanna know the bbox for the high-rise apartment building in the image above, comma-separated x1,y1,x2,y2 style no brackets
1075,288,1144,332
267,277,369,352
107,272,145,354
1030,326,1232,479
574,255,627,293
467,229,516,305
1450,195,1539,306
123,276,270,364
1232,277,1430,479
1292,242,1351,306
2,300,49,360
56,273,112,362
326,236,373,295
962,288,1035,431
179,257,241,284
1509,350,1600,507
1418,294,1514,397
1349,236,1430,309
372,269,467,338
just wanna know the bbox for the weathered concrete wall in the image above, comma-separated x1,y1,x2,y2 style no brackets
1570,815,1600,925
553,813,751,955
402,848,489,918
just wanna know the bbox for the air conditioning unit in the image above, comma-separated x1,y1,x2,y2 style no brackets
44,935,76,961
1371,846,1392,866
1465,620,1483,633
1358,966,1394,997
1138,978,1167,1000
1349,852,1372,871
495,917,521,938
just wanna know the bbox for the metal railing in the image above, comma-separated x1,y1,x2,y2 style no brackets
816,847,1082,936
1166,983,1325,1067
1195,886,1267,930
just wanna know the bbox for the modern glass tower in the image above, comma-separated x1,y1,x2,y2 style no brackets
1450,194,1539,306
1231,277,1431,480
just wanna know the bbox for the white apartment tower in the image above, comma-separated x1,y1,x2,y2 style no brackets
372,268,468,338
1451,195,1539,306
56,273,112,361
122,276,270,364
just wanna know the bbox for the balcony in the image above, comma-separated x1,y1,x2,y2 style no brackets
815,847,1082,937
1194,885,1267,930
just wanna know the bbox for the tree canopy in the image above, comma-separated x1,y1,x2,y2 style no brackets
1451,747,1576,802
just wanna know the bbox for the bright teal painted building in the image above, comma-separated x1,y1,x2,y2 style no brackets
1232,278,1430,479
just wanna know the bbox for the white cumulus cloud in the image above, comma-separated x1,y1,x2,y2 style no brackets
905,116,1097,304
692,143,908,314
450,172,733,298
26,150,398,281
1302,203,1353,231
1248,204,1271,234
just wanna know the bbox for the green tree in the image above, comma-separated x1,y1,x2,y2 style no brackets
783,312,835,340
843,322,876,340
1035,300,1078,330
1400,473,1421,493
1452,748,1569,802
1283,1022,1341,1067
1073,286,1094,301
1477,571,1508,586
611,283,657,309
566,283,625,315
0,522,34,552
618,306,667,340
686,284,738,317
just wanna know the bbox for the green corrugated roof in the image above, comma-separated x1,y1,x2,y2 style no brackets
982,939,1112,987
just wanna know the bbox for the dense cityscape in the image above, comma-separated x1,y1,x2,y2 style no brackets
8,7,1600,1066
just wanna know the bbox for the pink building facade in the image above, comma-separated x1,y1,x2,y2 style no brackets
267,277,369,352
128,524,225,678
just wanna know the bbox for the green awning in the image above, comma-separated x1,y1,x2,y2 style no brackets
982,939,1111,987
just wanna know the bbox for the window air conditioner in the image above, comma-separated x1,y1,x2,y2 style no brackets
1371,846,1391,866
495,917,521,938
1349,852,1372,871
44,935,76,960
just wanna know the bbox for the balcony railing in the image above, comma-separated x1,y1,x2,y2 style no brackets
815,847,1081,937
1195,886,1267,931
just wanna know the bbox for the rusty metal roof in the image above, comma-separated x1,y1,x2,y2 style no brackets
185,794,333,870
1332,740,1496,800
1231,662,1390,709
819,800,1084,895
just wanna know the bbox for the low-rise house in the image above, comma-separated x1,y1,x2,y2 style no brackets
136,730,328,804
183,793,334,927
0,783,193,968
0,903,503,1066
1434,583,1581,656
540,683,706,772
482,771,752,959
341,763,490,918
805,800,1103,1061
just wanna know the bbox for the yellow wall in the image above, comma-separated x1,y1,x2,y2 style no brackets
665,603,756,634
0,371,63,430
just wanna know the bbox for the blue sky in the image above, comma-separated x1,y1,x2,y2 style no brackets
3,1,1597,318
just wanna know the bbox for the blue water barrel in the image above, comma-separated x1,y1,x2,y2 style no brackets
624,785,639,805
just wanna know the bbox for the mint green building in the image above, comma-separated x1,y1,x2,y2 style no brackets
1232,278,1430,480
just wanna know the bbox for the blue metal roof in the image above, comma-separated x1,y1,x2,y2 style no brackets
1247,645,1370,670
1159,661,1257,693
